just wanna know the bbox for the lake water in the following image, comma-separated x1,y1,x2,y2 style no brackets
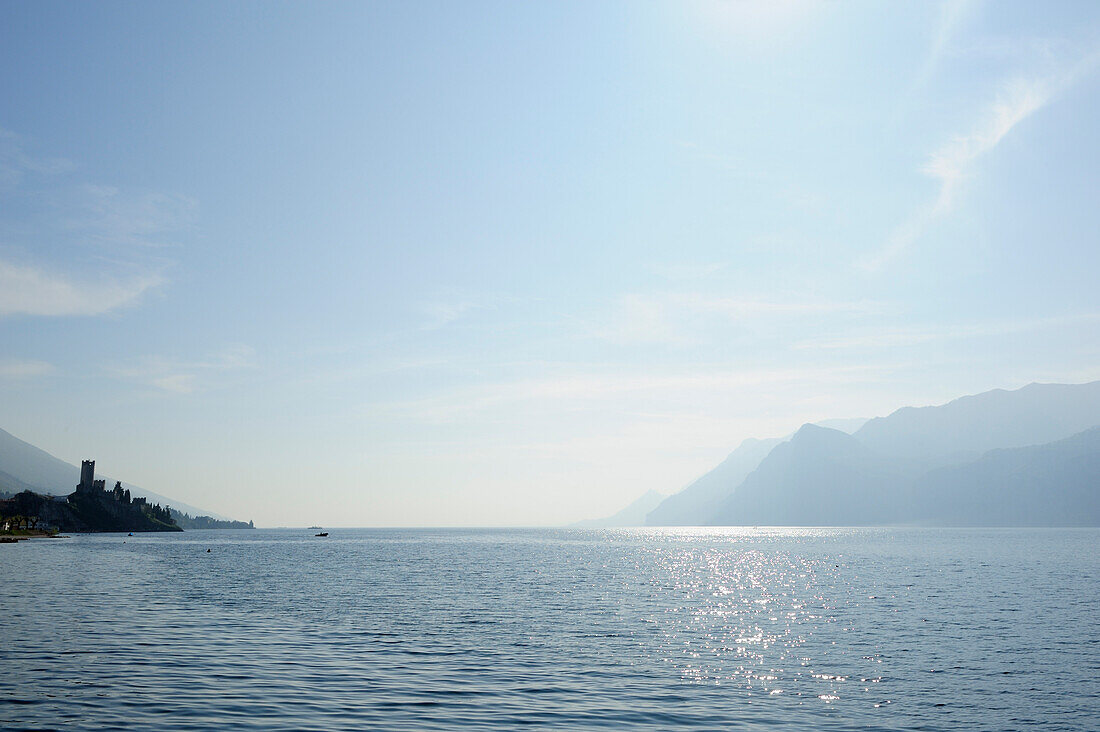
2,528,1098,730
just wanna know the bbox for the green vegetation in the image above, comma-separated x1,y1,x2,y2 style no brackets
0,512,60,542
170,509,254,529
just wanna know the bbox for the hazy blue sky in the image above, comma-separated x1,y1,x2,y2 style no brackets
1,1,1098,526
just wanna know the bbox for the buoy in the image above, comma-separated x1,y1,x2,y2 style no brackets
207,548,211,552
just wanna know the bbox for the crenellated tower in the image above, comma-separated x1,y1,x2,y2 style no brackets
78,460,96,492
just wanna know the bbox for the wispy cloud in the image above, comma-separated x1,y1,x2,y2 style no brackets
591,292,877,345
420,301,476,331
0,358,54,378
794,312,1100,350
369,363,887,427
0,128,74,188
417,292,531,332
67,184,196,249
913,0,982,91
692,0,822,47
923,77,1052,210
0,129,193,317
0,259,164,317
862,47,1100,272
109,345,256,394
645,261,727,281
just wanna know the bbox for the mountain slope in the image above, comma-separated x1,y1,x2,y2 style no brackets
0,427,84,495
644,381,1100,528
574,490,666,528
854,381,1100,464
710,425,910,526
906,427,1100,526
0,426,220,519
708,422,1100,527
645,437,784,526
644,418,867,527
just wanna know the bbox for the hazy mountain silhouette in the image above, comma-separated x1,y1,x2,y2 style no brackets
853,381,1100,465
573,489,666,528
906,427,1100,526
641,381,1099,527
710,425,912,526
645,437,784,526
814,417,871,434
0,426,220,519
0,467,43,496
644,418,867,526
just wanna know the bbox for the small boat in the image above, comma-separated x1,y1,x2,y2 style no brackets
315,532,328,537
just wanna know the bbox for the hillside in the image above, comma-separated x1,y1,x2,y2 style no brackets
710,425,911,526
573,490,666,528
645,437,783,526
0,426,222,519
905,427,1100,526
627,381,1100,527
853,381,1100,464
644,418,867,526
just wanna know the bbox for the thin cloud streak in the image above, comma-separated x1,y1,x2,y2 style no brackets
592,292,879,345
0,358,54,378
420,301,476,331
794,312,1100,350
368,364,888,426
861,47,1100,273
109,345,256,394
69,184,197,249
0,259,164,317
0,129,195,318
0,127,74,188
645,261,727,281
912,0,982,92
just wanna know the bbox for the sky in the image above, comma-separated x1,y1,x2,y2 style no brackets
1,1,1099,527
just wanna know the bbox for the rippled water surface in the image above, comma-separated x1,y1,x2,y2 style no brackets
2,528,1098,730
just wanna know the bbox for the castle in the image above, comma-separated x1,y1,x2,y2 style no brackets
76,460,143,504
77,460,106,493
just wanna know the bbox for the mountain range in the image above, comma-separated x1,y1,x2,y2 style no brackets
583,381,1100,527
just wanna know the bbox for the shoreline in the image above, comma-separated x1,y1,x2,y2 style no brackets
0,529,63,544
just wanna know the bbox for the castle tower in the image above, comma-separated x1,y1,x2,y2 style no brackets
79,460,95,491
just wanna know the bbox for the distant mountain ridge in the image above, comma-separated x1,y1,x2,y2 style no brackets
0,426,223,520
573,490,666,528
645,437,784,526
906,426,1100,526
853,381,1100,464
644,418,868,527
710,424,911,526
629,381,1100,527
